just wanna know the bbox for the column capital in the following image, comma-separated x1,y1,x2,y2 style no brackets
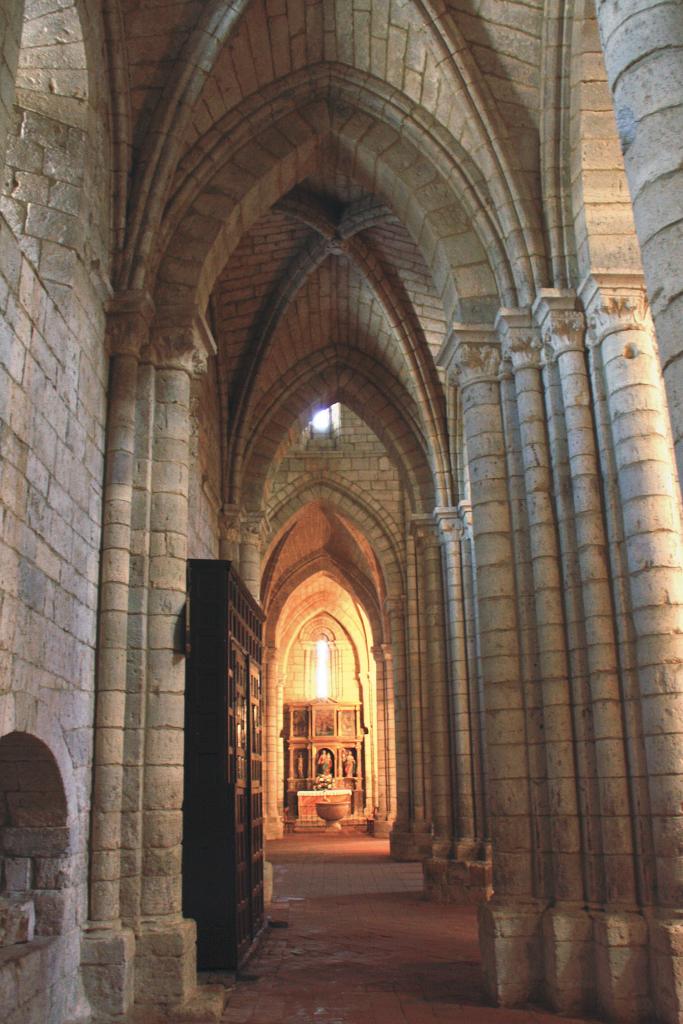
410,513,439,545
532,289,586,362
437,323,499,387
151,305,217,373
241,511,266,544
105,290,155,357
579,273,652,348
433,505,465,541
219,504,242,547
495,308,542,372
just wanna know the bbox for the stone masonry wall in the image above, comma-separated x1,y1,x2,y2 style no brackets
0,2,111,1023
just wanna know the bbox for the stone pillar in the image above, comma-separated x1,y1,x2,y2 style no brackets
583,275,683,1024
82,294,153,1020
264,644,283,840
499,308,589,1012
440,326,540,1004
595,0,683,478
134,317,210,1009
239,513,262,599
535,290,641,1020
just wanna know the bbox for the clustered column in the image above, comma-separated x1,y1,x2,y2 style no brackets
82,295,153,1020
447,327,538,1004
135,321,207,1008
583,276,683,1024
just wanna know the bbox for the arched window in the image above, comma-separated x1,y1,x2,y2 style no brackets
315,637,330,699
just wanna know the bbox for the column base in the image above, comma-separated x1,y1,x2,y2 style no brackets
423,856,492,904
649,915,683,1024
264,817,284,841
81,924,136,1021
135,918,197,1007
478,900,544,1006
389,825,433,861
541,905,594,1015
592,910,650,1022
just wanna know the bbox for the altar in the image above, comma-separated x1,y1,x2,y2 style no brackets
283,699,366,828
296,789,352,827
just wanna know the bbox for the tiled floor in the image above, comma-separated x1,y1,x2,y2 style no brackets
220,832,600,1024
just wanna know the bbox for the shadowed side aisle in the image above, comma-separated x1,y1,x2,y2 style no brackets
220,834,601,1024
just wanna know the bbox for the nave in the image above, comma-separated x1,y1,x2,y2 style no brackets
216,835,601,1024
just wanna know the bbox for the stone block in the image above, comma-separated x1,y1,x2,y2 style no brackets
135,918,197,1005
3,856,32,891
478,901,543,1006
81,926,136,1019
0,897,35,945
423,856,493,905
649,916,683,1024
592,911,650,1022
541,906,594,1014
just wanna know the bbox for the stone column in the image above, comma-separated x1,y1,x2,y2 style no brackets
263,644,283,839
459,503,489,849
134,316,210,1009
239,513,262,599
389,534,433,860
82,294,153,1020
386,596,423,859
372,642,396,836
423,506,491,903
583,275,683,1024
595,0,683,478
499,308,589,1011
440,326,539,1004
413,517,453,860
535,290,641,1020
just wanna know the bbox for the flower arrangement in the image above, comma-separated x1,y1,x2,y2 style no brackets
313,773,334,791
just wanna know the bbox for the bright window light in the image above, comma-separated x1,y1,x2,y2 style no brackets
311,408,331,432
315,638,330,698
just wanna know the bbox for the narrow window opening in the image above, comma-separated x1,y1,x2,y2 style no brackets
315,638,330,699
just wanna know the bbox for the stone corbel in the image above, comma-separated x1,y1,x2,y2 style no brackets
436,323,499,388
105,290,155,358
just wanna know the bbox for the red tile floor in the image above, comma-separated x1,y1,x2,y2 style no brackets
220,832,601,1024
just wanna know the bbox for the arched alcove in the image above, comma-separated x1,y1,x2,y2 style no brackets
0,731,79,1024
